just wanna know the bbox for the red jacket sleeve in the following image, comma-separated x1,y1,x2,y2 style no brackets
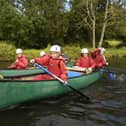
17,56,28,68
89,57,96,69
10,62,17,68
34,55,50,66
75,58,81,66
10,55,28,69
60,61,68,81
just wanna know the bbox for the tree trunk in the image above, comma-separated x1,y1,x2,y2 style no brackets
87,0,96,48
92,20,96,48
98,0,109,47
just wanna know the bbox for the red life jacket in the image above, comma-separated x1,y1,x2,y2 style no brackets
91,48,107,68
91,48,100,58
35,55,67,80
48,58,63,77
10,54,28,69
76,56,96,68
93,54,107,68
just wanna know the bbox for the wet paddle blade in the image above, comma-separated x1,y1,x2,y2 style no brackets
108,72,117,80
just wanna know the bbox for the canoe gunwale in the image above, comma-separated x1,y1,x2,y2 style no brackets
0,70,101,83
0,73,84,82
0,67,35,70
0,68,44,78
4,72,44,78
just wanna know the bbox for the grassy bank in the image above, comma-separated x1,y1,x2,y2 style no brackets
0,41,126,61
105,47,126,58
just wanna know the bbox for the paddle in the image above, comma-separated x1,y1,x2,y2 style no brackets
101,68,126,81
34,63,90,102
100,68,126,80
100,69,117,80
0,74,4,80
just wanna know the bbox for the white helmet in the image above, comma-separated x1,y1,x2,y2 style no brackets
40,51,45,57
81,48,88,54
16,48,23,54
99,47,105,53
50,45,61,52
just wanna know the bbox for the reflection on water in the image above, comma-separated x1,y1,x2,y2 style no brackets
0,58,126,126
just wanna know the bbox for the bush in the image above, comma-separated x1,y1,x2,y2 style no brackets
0,41,16,61
105,40,123,48
24,49,41,60
62,45,81,62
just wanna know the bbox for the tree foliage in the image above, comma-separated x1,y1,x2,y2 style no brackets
0,0,125,48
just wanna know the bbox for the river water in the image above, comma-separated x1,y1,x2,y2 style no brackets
0,57,126,126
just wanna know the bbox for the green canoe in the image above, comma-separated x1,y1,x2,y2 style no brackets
0,70,103,110
0,68,44,77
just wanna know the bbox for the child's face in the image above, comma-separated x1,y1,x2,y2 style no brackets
51,52,60,58
82,53,88,57
17,53,22,58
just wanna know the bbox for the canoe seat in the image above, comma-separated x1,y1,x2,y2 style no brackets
68,71,83,78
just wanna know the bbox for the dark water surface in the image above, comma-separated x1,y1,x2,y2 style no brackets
0,58,126,126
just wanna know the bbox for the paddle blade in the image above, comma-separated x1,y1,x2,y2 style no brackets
108,72,117,80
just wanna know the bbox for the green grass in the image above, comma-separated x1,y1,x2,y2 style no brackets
105,47,126,58
1,41,126,61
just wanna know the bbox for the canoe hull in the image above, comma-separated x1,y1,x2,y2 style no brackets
0,71,103,110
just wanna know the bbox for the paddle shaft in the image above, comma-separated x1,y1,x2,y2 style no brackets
34,63,90,100
100,67,126,74
100,69,115,73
